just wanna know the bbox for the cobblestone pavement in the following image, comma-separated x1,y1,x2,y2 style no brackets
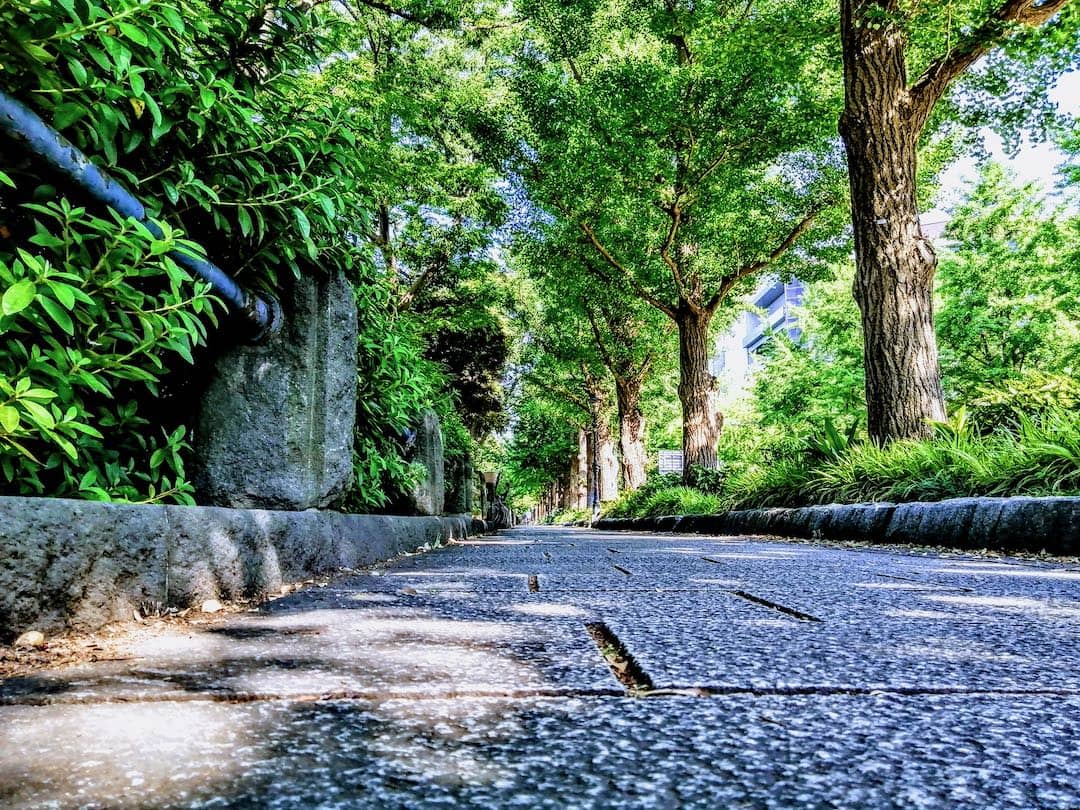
3,525,1079,808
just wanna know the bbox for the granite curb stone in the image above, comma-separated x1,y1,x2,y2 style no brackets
0,495,478,640
594,495,1080,554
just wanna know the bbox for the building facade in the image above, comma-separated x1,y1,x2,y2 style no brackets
710,276,805,399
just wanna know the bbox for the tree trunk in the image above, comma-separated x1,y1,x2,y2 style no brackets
585,423,598,509
615,377,647,491
599,424,619,502
569,430,588,510
840,0,947,443
676,304,722,476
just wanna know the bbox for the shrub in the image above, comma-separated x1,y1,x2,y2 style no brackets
722,407,1080,510
603,472,721,519
635,486,722,518
548,507,591,525
602,471,681,518
1,0,374,503
0,195,216,502
346,293,443,512
684,465,726,495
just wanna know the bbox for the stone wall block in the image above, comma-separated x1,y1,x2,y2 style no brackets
599,496,1079,555
1,496,486,639
884,503,928,545
446,453,473,515
245,509,325,588
195,271,358,511
806,505,835,539
968,500,1006,547
408,410,445,516
825,506,857,541
921,498,980,549
164,505,253,605
785,508,817,538
854,503,896,540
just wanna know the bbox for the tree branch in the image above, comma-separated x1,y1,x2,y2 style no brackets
584,304,618,376
566,57,583,83
349,0,449,27
578,222,677,319
527,369,591,416
395,255,446,312
909,0,1070,125
664,0,695,64
709,205,823,311
658,204,690,301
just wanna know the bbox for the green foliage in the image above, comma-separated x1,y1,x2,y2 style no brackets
504,0,848,319
937,163,1080,405
625,407,1080,518
0,195,215,502
751,270,865,439
602,471,681,518
683,465,726,496
1,0,510,510
701,162,1080,514
1,0,376,503
346,284,443,512
805,417,861,463
324,3,514,504
547,507,590,525
505,397,578,502
411,270,516,439
2,0,368,288
605,482,721,519
722,407,1080,509
969,370,1080,432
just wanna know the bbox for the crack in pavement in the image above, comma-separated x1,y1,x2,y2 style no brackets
728,589,823,622
5,684,1079,708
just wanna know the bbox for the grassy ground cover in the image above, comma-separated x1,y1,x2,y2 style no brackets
604,408,1080,519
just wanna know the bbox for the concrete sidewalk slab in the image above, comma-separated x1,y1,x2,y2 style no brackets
2,525,1079,808
2,694,1078,809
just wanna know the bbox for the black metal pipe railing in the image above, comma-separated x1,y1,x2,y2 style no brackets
0,90,279,342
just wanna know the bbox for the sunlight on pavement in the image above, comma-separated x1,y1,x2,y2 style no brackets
687,578,741,586
505,602,589,618
928,567,1080,581
885,609,965,620
0,702,251,807
349,593,399,603
695,553,796,561
895,641,1030,665
925,594,1080,618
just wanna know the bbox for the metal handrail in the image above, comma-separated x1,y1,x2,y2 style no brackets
0,90,279,342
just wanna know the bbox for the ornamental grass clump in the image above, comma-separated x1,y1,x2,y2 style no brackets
725,407,1080,511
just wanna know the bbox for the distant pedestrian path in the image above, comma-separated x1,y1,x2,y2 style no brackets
3,526,1079,808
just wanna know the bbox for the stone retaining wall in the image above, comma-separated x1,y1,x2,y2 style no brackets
594,496,1080,556
0,496,482,641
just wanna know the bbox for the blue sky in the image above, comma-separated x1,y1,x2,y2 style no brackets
929,70,1080,219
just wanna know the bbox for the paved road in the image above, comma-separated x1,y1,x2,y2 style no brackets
2,526,1080,808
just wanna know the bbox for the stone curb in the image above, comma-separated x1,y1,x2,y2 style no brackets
593,496,1080,556
0,496,480,640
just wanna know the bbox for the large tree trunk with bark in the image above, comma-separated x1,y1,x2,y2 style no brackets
676,304,722,476
568,429,588,510
599,426,619,502
614,377,647,491
585,418,617,507
840,0,947,443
